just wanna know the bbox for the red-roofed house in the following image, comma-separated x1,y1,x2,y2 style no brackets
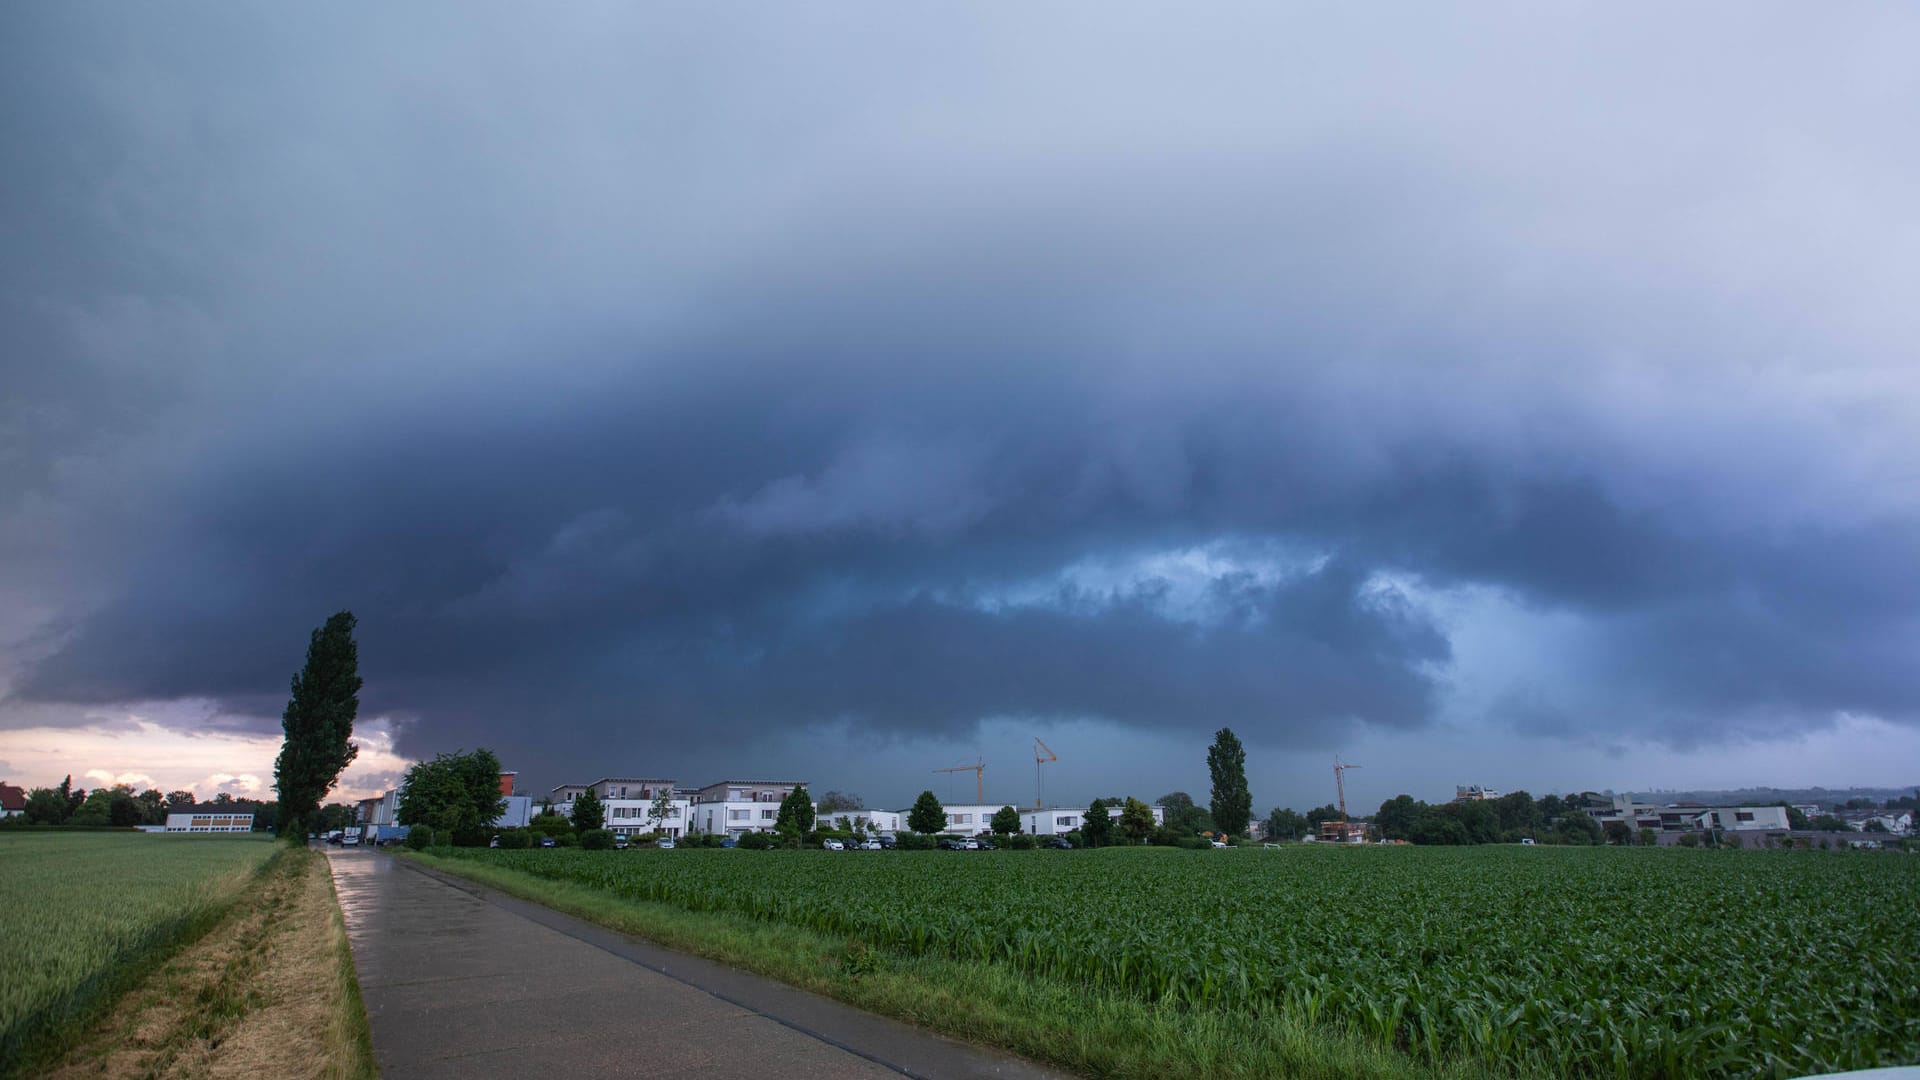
0,782,26,819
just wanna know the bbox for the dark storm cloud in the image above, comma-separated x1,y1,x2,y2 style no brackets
4,4,1919,789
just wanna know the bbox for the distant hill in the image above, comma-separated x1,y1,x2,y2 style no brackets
1625,785,1917,808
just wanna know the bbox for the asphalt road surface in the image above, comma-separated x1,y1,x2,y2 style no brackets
325,847,1067,1080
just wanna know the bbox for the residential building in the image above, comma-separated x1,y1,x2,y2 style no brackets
1591,796,1790,834
1454,785,1500,802
0,782,25,819
1848,811,1912,836
164,805,255,833
686,780,808,837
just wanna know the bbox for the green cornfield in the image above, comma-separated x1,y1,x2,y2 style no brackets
0,831,277,1072
447,843,1919,1078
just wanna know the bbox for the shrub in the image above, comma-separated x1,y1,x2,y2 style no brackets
405,826,434,850
497,829,533,849
736,831,776,850
895,832,937,850
580,829,614,850
1001,833,1036,850
1677,832,1699,848
451,824,489,847
1175,836,1213,850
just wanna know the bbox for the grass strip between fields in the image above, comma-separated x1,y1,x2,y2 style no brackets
404,850,1492,1080
2,841,278,1077
24,846,376,1080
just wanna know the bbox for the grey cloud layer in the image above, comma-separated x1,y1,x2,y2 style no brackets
3,4,1917,788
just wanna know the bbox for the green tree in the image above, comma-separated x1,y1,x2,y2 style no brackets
1304,804,1341,830
773,786,815,840
990,805,1021,836
23,787,67,824
649,790,675,833
1374,795,1426,841
1263,806,1308,840
273,611,363,838
166,790,196,810
907,790,946,834
136,789,167,825
1492,790,1540,834
1638,827,1657,846
1119,797,1155,844
397,748,509,844
1206,728,1252,837
1810,814,1849,832
1081,798,1112,848
1555,810,1603,845
817,790,864,814
571,789,606,833
1156,792,1215,835
1603,820,1632,845
528,810,573,839
1781,803,1810,831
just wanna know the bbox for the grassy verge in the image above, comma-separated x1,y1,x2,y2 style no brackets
0,833,278,1076
405,849,1486,1080
36,846,375,1080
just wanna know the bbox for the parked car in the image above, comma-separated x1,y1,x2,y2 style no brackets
1210,839,1229,848
719,836,738,848
974,838,995,850
613,834,629,849
657,838,676,849
1520,837,1536,845
938,838,963,850
822,838,845,851
875,835,897,849
341,833,361,846
859,839,882,850
539,835,557,848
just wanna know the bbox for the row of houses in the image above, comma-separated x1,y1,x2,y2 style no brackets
539,776,1166,839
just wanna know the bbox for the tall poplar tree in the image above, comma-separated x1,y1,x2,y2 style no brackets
1207,727,1252,838
274,611,362,838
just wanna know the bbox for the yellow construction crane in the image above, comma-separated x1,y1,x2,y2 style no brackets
1334,755,1362,822
1032,737,1058,808
934,758,985,803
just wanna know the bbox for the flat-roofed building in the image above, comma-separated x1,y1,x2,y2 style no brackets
165,805,255,833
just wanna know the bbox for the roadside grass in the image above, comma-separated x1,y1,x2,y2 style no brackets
0,832,276,1076
405,850,1488,1080
40,845,376,1080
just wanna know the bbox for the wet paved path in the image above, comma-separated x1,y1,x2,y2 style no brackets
325,847,1066,1080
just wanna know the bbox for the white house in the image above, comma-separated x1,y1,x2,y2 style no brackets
164,805,254,833
1850,811,1913,836
686,779,808,837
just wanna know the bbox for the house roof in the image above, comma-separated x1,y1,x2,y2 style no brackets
696,779,807,789
0,782,25,812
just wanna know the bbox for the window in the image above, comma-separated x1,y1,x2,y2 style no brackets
1736,811,1754,822
762,809,776,819
1056,816,1077,828
729,810,750,821
949,813,971,825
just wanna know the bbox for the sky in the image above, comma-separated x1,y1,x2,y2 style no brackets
2,4,1917,814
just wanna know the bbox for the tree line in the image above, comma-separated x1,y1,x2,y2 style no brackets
0,778,286,831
